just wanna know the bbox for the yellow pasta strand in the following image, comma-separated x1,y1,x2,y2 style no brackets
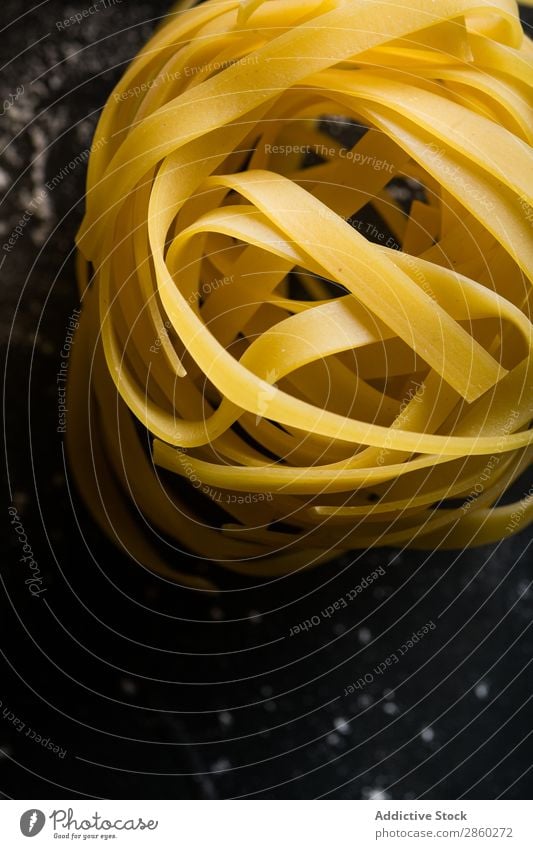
67,0,533,583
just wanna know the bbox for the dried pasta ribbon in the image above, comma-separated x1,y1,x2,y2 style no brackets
68,0,533,583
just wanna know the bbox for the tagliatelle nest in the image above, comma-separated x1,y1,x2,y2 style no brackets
68,0,533,586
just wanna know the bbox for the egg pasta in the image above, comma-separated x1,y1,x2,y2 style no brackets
68,0,533,583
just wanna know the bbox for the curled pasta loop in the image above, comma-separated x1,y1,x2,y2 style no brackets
68,0,533,583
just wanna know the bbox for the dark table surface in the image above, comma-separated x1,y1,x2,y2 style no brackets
1,0,532,800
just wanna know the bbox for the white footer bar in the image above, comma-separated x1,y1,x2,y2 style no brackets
2,800,530,848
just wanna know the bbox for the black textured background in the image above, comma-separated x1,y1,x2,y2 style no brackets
1,0,532,800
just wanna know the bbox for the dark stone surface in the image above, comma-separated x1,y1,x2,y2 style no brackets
1,0,532,800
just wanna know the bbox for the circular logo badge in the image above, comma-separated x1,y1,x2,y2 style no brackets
20,810,46,837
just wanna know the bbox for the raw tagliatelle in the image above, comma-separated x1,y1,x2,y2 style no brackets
68,0,533,585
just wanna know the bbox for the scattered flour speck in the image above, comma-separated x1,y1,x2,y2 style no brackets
358,627,372,643
211,758,231,773
475,681,489,699
363,786,390,800
334,716,350,735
